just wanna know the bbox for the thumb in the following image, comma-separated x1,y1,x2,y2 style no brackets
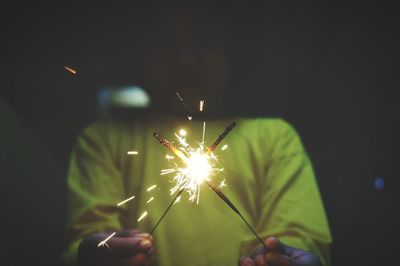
264,237,286,254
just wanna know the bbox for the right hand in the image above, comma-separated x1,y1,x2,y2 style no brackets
77,229,154,266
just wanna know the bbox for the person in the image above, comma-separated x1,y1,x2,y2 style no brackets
63,2,332,265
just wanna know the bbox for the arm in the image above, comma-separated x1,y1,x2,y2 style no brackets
63,122,150,265
240,119,332,265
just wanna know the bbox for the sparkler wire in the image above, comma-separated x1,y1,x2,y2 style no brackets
206,180,268,250
149,188,185,235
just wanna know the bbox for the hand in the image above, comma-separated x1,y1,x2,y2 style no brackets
77,229,154,266
238,237,322,266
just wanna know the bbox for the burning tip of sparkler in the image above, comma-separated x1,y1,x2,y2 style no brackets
137,211,148,222
127,151,139,155
64,66,77,74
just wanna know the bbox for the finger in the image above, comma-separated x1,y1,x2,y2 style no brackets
106,235,153,256
114,229,142,238
239,256,255,266
99,253,150,266
264,237,285,254
254,254,267,266
265,252,292,266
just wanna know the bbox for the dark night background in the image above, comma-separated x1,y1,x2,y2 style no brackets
0,1,399,265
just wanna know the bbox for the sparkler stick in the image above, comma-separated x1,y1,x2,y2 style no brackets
154,133,187,161
206,180,268,250
207,122,236,154
149,188,185,235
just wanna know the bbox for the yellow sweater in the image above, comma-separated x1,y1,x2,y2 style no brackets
63,116,332,265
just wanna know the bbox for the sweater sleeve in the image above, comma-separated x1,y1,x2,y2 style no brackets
240,119,332,266
62,122,125,266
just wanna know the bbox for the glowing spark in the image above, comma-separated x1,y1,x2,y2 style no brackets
98,232,116,247
176,91,184,102
202,122,206,144
161,168,176,175
200,100,205,112
173,195,181,204
117,195,135,206
64,66,77,74
179,129,187,137
165,155,175,160
221,144,228,151
187,116,193,121
147,185,157,192
218,179,227,189
127,151,139,155
137,211,148,222
147,197,154,203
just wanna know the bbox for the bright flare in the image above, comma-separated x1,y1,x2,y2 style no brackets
158,130,223,204
127,151,139,155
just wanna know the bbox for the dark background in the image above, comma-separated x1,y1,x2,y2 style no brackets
0,1,399,265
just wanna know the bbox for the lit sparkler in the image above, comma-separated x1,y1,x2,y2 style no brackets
148,122,235,236
152,121,268,250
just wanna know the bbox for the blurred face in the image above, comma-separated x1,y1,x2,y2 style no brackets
141,4,231,115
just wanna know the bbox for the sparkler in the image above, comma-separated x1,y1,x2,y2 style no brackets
152,121,268,250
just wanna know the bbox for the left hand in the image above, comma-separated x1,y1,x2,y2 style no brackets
238,237,322,266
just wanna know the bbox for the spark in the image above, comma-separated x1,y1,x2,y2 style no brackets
221,144,228,151
187,116,193,121
218,179,227,189
64,66,77,74
117,195,135,206
165,155,175,160
137,211,148,222
179,129,187,137
147,197,154,203
173,195,181,204
147,185,157,192
98,232,116,248
127,151,139,155
199,100,205,112
202,122,206,144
